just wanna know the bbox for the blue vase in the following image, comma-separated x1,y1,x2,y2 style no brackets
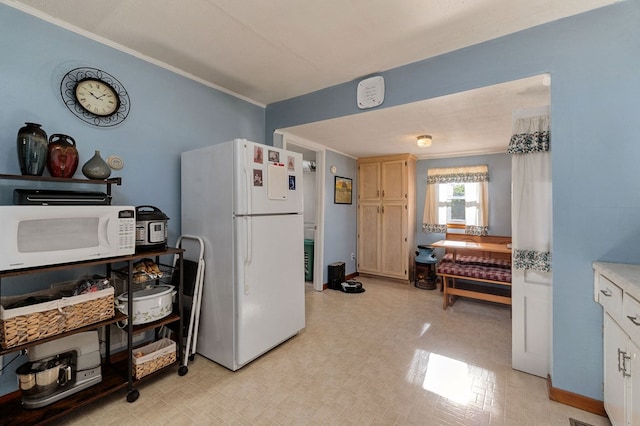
16,122,48,176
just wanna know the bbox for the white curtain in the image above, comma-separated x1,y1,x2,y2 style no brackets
422,165,489,235
508,114,551,271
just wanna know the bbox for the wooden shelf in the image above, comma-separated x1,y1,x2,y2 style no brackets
0,357,179,425
0,173,121,186
0,175,188,424
0,248,186,423
131,313,180,335
0,247,182,279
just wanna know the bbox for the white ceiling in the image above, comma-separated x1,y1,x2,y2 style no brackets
284,75,551,159
6,0,616,158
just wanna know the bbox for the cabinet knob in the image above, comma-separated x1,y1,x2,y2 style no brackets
600,289,612,297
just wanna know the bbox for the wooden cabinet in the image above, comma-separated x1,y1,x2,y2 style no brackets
593,262,640,426
359,162,381,201
357,154,416,281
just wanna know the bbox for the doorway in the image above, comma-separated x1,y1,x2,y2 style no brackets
277,132,326,292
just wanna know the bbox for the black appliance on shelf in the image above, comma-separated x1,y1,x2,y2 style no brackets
13,189,109,205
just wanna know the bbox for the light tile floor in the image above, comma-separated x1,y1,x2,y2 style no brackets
54,276,611,425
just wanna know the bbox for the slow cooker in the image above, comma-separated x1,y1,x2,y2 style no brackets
117,284,175,325
135,205,169,250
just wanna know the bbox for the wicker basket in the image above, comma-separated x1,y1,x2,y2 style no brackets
132,338,177,379
0,284,114,349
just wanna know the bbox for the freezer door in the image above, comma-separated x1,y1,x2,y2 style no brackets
234,139,303,215
234,213,305,368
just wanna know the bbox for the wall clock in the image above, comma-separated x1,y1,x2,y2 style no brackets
60,67,130,127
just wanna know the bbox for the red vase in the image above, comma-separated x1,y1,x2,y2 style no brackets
47,134,79,178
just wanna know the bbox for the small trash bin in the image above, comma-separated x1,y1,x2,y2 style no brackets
415,245,437,290
304,239,314,281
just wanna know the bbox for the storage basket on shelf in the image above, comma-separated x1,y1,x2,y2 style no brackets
0,282,114,349
132,338,177,379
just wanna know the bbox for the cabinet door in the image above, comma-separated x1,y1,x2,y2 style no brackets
380,202,407,278
359,162,381,202
358,203,380,273
381,160,405,201
630,338,640,426
604,314,627,426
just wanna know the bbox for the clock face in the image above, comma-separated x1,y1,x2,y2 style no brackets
75,79,119,117
60,67,130,127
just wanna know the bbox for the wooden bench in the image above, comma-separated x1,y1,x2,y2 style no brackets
433,233,512,309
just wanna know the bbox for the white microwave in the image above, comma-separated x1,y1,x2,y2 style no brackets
0,205,136,271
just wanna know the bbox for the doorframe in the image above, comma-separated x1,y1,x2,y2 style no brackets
275,131,326,292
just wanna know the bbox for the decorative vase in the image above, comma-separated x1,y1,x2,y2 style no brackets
82,150,111,180
47,134,79,178
16,122,48,176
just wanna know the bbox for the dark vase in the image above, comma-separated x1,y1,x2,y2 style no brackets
16,122,48,176
82,150,111,180
47,134,79,178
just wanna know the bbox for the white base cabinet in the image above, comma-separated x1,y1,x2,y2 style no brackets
594,262,640,426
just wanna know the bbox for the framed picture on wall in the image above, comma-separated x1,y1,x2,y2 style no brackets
334,176,352,204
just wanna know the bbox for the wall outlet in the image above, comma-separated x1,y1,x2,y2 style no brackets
351,253,355,260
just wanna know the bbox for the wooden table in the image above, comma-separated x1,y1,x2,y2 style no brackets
429,239,511,261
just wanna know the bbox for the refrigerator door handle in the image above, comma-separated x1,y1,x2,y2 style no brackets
243,150,253,215
244,216,252,295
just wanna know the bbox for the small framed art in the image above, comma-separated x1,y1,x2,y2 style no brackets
334,176,352,204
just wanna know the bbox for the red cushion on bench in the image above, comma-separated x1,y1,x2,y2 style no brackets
441,253,511,269
437,263,512,283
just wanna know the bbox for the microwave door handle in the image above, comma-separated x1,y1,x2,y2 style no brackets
102,216,113,246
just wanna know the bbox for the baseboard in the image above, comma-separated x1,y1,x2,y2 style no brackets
547,375,607,417
323,272,359,290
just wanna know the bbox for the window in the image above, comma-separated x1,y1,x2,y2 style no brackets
423,165,488,236
438,182,481,225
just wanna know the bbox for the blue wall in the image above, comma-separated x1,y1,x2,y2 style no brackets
0,5,265,241
323,151,358,278
416,153,512,249
0,5,265,394
266,0,640,400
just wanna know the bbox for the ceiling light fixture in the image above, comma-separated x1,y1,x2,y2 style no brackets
417,134,432,148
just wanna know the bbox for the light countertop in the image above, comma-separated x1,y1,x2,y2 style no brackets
593,261,640,299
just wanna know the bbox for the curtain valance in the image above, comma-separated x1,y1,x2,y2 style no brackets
507,115,550,155
426,165,489,184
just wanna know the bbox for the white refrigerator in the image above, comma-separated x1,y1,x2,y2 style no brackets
181,139,305,371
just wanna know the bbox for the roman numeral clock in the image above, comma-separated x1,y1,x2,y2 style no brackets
60,67,130,127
